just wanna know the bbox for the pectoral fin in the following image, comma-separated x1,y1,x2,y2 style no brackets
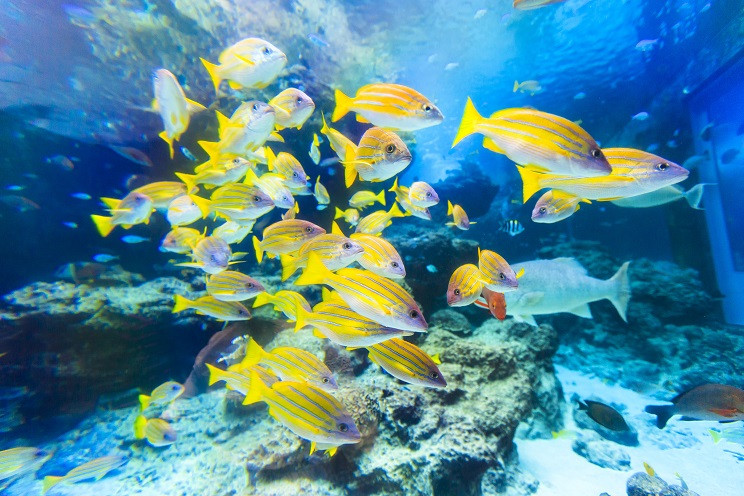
567,303,593,319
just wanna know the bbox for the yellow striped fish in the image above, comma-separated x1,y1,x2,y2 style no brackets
269,87,315,130
152,68,206,159
447,264,485,307
0,447,51,481
175,157,251,192
478,248,519,292
295,299,414,347
209,183,275,221
200,38,286,93
320,112,357,162
363,338,446,388
342,127,412,187
139,381,184,411
132,181,189,208
314,176,331,209
531,190,588,223
172,295,251,321
213,219,255,244
178,236,234,274
408,181,440,207
349,232,406,279
241,338,337,390
243,372,361,456
349,189,386,210
355,203,407,235
199,101,275,157
446,200,473,230
133,415,177,447
91,192,153,237
517,148,688,202
282,201,300,220
295,253,427,332
252,219,326,263
165,194,211,227
279,234,364,281
244,169,295,210
208,363,279,394
206,271,265,301
398,196,432,220
265,148,309,189
160,227,204,254
42,455,128,494
253,290,312,320
334,207,360,226
332,83,443,131
452,97,611,177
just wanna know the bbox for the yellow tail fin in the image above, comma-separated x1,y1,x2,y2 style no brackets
265,147,277,171
389,202,405,218
334,206,345,220
200,57,222,94
280,253,300,282
190,195,211,218
252,236,264,263
133,414,147,439
175,172,197,194
100,197,120,209
320,112,330,135
242,369,268,405
198,140,220,159
376,189,387,206
452,97,483,148
186,97,206,113
293,302,311,333
295,252,333,286
343,149,357,188
709,429,722,444
172,294,193,313
252,292,273,308
42,476,64,494
138,394,151,411
331,221,345,236
158,131,175,159
242,338,265,367
91,214,114,237
388,178,399,193
332,89,353,122
516,166,544,203
205,363,224,386
447,200,454,216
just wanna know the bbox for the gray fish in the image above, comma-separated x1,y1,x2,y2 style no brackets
645,384,744,429
578,400,630,431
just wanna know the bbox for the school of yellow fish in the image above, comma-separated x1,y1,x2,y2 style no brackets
3,12,704,487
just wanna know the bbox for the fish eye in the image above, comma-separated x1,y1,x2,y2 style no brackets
423,104,432,112
253,196,262,202
343,242,352,249
391,261,399,268
172,385,179,390
246,282,254,288
539,206,547,214
338,423,348,432
499,273,506,280
322,377,330,383
293,172,299,177
305,226,313,233
385,144,396,154
426,192,432,197
657,162,669,171
210,254,218,263
453,288,460,295
430,371,439,379
252,103,260,111
409,309,419,318
591,149,603,159
262,46,271,55
296,96,303,103
232,158,241,165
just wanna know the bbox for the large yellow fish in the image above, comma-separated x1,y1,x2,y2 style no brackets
269,88,315,130
295,253,427,332
342,127,412,187
241,338,337,391
452,98,611,177
42,455,128,494
362,338,446,388
279,234,364,281
172,295,251,321
200,38,287,93
349,232,406,279
252,219,326,263
478,248,519,292
152,68,206,158
91,192,153,237
332,83,443,131
132,181,189,209
199,102,276,158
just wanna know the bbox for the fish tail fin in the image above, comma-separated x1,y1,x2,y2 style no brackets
516,166,543,203
91,214,115,237
205,363,225,386
684,183,708,210
252,292,272,308
242,370,268,405
295,252,332,286
376,189,387,206
293,302,310,333
645,404,674,429
389,202,405,218
42,476,64,494
280,253,300,281
200,57,222,94
608,261,631,322
709,429,723,444
334,206,345,220
343,153,357,187
452,97,483,147
332,89,352,122
252,236,264,263
185,97,206,113
133,414,147,439
242,338,265,367
447,200,454,216
388,177,399,193
172,294,193,313
158,131,175,159
513,80,519,93
198,140,220,159
331,221,344,236
138,394,151,411
190,195,211,218
265,147,277,171
320,112,331,136
175,172,197,194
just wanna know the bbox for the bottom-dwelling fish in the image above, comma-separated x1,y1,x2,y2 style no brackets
645,384,744,429
577,400,630,432
504,258,630,326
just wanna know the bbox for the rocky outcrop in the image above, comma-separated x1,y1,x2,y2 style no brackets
571,432,631,471
626,472,700,496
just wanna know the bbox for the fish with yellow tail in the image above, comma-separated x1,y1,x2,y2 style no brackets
452,97,611,177
209,183,275,221
252,219,326,263
334,207,360,226
133,415,177,447
240,338,337,391
294,299,414,347
512,79,542,95
253,290,312,321
165,194,211,226
138,381,184,411
314,176,330,210
175,157,252,192
200,38,286,93
279,234,364,281
90,192,153,237
320,112,357,162
42,455,128,494
265,148,309,189
199,101,276,158
349,189,386,210
355,203,407,235
132,181,189,208
178,236,237,274
160,227,204,254
0,447,52,481
296,252,428,332
242,371,361,457
350,232,406,279
282,202,300,221
447,264,486,307
446,200,473,230
243,169,295,209
342,127,412,187
309,133,321,164
478,248,520,292
407,181,440,207
206,271,265,301
172,295,251,321
269,88,315,130
359,338,446,388
213,219,256,245
332,83,443,131
532,190,590,223
208,363,279,394
152,69,206,158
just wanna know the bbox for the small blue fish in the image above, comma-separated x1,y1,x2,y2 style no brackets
635,39,658,51
62,221,78,229
93,254,119,263
426,264,438,273
500,219,524,237
70,192,92,200
666,139,678,148
5,185,24,191
121,235,150,244
573,92,586,100
180,146,197,161
632,112,650,121
646,143,660,152
22,173,39,180
307,33,329,48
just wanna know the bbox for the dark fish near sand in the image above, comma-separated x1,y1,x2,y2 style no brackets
645,384,744,428
578,399,630,431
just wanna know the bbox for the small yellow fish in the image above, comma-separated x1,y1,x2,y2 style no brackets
334,207,360,226
208,363,279,395
243,169,296,210
407,181,440,207
349,189,386,210
175,157,251,192
355,203,407,235
200,38,287,93
165,194,211,226
342,127,412,187
241,338,337,391
314,176,330,209
91,192,153,237
446,200,473,230
478,248,519,292
332,83,443,131
134,415,177,447
209,183,275,221
0,447,52,481
199,102,276,157
447,264,485,307
265,148,309,189
178,236,235,274
253,290,312,320
172,295,251,321
132,181,190,208
152,68,206,158
643,462,656,477
269,88,315,130
282,202,300,220
252,219,326,263
309,133,321,165
42,455,128,494
349,232,406,279
206,271,265,301
279,234,363,281
531,190,589,224
362,338,446,388
512,79,542,95
138,381,184,411
551,429,576,439
212,219,255,244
